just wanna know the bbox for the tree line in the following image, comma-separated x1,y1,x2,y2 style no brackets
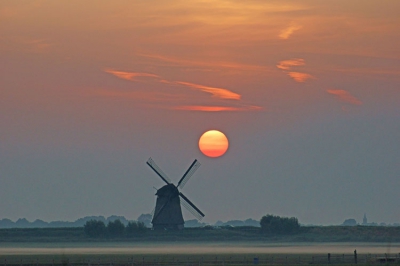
84,219,146,237
260,214,300,234
83,214,301,237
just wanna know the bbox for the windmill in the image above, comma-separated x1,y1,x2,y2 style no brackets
146,157,205,230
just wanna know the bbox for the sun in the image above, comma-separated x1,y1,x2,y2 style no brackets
198,130,229,158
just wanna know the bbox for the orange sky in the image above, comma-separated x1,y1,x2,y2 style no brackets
1,1,399,113
0,1,399,225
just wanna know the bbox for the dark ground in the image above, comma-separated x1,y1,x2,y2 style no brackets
0,225,399,242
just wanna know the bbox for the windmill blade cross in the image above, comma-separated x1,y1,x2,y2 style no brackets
179,192,205,220
177,159,201,189
146,158,171,185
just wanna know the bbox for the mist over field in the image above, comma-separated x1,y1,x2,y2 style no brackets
0,242,398,255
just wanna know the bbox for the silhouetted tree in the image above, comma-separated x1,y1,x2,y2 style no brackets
126,221,146,236
107,219,125,237
342,219,357,226
137,214,152,228
260,214,300,234
83,220,106,237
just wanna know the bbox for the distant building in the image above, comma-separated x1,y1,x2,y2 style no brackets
363,214,367,225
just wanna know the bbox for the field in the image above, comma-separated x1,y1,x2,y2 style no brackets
1,227,399,265
1,226,400,243
0,242,399,266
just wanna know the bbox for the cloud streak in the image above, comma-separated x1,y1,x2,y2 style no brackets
288,72,314,83
277,58,305,70
176,81,241,100
105,69,159,81
173,105,262,112
103,68,261,111
105,69,241,101
277,58,314,83
279,25,302,40
327,89,362,105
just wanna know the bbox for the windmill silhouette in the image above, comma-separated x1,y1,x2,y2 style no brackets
146,157,205,230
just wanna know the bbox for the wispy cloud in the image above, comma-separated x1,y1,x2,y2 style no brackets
288,72,314,83
327,89,362,105
277,58,305,70
176,81,241,100
105,69,241,100
173,105,262,112
277,58,314,82
279,25,302,40
105,69,159,81
102,68,261,111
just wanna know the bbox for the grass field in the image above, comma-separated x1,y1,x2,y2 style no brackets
0,242,399,265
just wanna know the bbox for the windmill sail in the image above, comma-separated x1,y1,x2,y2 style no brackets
146,158,171,184
179,192,205,220
177,159,201,189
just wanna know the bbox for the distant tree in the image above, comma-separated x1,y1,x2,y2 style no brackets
260,214,300,235
225,220,245,227
244,218,260,227
137,214,152,228
185,219,206,228
126,221,146,236
342,219,357,226
107,219,125,237
84,220,106,237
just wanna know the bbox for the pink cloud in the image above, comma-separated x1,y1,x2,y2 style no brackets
279,25,302,40
104,69,159,81
288,72,314,83
104,69,240,100
276,58,305,70
176,81,241,100
277,58,314,82
173,105,262,112
327,89,362,105
102,68,264,111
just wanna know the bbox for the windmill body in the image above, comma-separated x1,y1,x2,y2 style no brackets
146,158,204,230
152,184,184,230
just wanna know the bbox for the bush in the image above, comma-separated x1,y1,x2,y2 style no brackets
107,219,125,237
260,214,300,235
83,220,106,237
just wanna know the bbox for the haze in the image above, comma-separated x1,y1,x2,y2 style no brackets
0,1,399,226
1,242,399,255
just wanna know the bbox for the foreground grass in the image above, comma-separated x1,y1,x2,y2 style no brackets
0,253,390,266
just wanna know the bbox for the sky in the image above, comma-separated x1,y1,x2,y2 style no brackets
0,0,399,226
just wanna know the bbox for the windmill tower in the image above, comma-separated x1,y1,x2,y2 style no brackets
146,158,205,230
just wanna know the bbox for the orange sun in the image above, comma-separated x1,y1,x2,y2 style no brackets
199,130,229,158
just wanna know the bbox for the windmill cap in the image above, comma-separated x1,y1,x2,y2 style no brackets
155,184,179,197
